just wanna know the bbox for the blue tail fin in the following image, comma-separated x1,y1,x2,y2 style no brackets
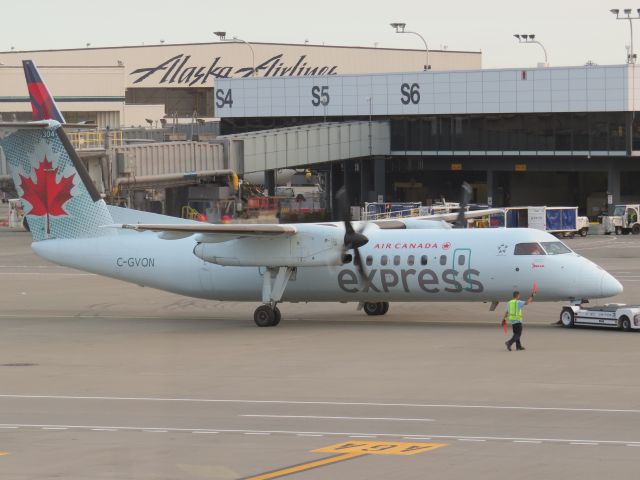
23,60,66,123
0,121,113,241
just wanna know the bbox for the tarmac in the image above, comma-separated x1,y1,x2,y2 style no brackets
0,228,639,479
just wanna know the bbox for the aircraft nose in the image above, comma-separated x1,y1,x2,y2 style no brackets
601,272,623,297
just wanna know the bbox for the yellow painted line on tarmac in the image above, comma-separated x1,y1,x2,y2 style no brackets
243,441,446,480
0,451,8,457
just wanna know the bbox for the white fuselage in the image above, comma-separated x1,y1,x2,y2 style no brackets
31,226,622,304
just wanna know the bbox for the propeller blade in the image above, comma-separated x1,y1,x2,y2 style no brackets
354,248,368,282
455,182,473,228
334,186,369,286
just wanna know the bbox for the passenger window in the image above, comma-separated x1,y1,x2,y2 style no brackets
421,255,428,266
366,255,373,266
381,255,388,266
458,255,466,266
514,243,546,255
440,255,447,265
407,255,415,266
394,255,401,266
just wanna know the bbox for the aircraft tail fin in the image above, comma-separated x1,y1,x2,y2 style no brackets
23,60,66,123
0,121,114,241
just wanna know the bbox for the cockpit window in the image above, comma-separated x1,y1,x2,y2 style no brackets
540,241,572,255
514,242,546,255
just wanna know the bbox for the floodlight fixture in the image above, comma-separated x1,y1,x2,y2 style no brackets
610,8,640,63
390,22,429,69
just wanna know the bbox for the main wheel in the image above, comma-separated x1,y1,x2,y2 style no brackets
272,307,281,326
619,316,631,332
379,302,390,315
615,226,622,235
363,302,382,316
560,308,575,328
254,305,276,327
579,228,588,237
632,225,640,235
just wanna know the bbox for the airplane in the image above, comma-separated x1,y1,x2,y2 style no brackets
0,119,623,327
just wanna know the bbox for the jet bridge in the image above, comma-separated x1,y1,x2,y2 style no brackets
220,120,391,174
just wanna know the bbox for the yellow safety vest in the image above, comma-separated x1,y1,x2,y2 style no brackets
507,299,523,323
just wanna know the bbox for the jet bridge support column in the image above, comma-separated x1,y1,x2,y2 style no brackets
607,160,620,214
373,156,386,202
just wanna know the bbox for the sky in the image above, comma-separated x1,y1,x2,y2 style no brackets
0,0,636,68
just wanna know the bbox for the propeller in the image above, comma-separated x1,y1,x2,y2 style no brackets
335,187,369,282
454,182,473,228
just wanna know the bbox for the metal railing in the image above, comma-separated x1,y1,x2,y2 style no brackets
67,130,124,150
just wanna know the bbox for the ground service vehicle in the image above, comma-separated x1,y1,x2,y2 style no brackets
603,205,640,235
492,206,587,236
560,304,640,331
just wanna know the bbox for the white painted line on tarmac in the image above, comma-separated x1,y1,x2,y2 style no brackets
242,414,435,422
3,394,638,415
42,427,67,430
458,439,486,442
296,434,324,437
92,428,117,432
192,431,219,434
626,444,640,447
404,436,432,440
349,435,377,439
513,440,542,444
0,423,637,446
0,427,18,429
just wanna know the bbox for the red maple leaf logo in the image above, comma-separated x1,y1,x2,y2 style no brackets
19,156,75,233
442,242,452,250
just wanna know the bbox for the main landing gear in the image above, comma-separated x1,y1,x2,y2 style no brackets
254,305,281,327
363,301,390,316
253,266,295,327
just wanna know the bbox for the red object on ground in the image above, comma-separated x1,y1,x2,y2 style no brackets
503,321,508,333
533,280,537,295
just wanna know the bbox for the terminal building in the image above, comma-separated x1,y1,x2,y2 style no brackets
0,41,480,127
1,40,638,218
215,64,640,216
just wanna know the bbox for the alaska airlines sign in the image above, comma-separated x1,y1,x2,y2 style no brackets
130,54,339,86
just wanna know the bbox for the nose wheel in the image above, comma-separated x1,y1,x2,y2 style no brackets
254,305,281,327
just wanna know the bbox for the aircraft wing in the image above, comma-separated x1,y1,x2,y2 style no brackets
422,208,504,222
112,222,297,242
371,208,503,229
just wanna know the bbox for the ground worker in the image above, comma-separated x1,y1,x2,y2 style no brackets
503,290,533,351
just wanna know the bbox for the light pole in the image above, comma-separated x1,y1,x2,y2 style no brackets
513,34,548,66
390,22,430,70
214,31,256,76
610,9,640,64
